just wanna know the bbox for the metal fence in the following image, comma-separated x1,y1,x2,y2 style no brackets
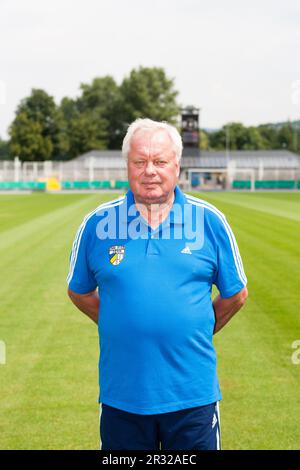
0,157,127,182
1,157,299,190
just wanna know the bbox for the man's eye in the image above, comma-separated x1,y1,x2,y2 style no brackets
155,161,167,166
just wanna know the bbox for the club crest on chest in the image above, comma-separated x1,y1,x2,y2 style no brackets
109,245,125,265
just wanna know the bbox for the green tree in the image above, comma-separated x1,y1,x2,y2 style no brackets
209,122,266,150
78,76,122,149
59,95,108,159
208,127,226,150
199,130,209,150
58,97,78,159
58,68,180,155
9,89,63,161
65,112,107,158
277,124,294,150
9,112,53,161
257,123,300,153
257,125,278,149
120,67,180,126
242,126,266,150
0,138,10,160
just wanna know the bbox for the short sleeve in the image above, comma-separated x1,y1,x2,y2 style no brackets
67,220,97,294
213,214,247,298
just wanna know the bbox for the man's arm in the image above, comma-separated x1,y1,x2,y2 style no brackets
67,288,99,325
212,287,248,334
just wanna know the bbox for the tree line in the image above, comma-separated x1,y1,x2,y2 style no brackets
200,121,300,153
1,66,299,161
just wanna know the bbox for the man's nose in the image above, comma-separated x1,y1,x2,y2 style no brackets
144,161,156,175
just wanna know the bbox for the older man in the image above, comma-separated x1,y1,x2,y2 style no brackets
67,118,248,450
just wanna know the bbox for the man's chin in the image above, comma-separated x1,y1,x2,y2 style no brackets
140,194,167,205
138,189,166,204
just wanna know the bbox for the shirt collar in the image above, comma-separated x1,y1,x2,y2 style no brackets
121,185,186,226
168,185,186,225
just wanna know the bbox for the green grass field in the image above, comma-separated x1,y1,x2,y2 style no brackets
0,191,300,449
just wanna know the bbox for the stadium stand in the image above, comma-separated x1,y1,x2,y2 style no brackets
0,150,299,191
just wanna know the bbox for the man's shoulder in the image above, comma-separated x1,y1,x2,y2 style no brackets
183,193,226,224
79,195,127,231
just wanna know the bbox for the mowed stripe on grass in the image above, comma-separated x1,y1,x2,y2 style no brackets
0,191,300,449
190,191,300,449
0,193,119,450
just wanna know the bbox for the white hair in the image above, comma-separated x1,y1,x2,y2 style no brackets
122,118,183,162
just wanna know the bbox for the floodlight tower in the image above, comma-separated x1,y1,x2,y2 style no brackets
181,106,201,153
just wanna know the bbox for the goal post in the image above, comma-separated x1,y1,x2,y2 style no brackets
229,168,255,192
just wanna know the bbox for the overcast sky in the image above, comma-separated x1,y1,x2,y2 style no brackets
1,0,300,138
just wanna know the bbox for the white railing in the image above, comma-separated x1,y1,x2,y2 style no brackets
0,157,299,188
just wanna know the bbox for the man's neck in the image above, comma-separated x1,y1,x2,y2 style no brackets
135,192,175,229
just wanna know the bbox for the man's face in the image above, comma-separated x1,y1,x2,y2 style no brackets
127,128,180,205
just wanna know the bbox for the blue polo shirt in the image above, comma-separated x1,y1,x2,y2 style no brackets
67,186,247,414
